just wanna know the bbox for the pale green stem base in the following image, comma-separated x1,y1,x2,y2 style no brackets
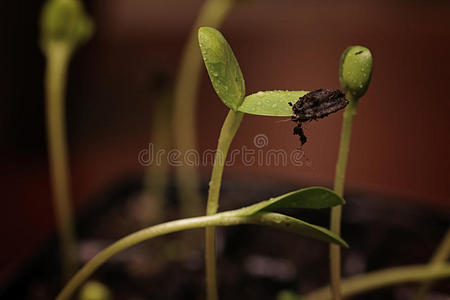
305,263,450,300
56,211,313,300
45,42,77,279
205,110,244,300
330,96,358,300
414,227,450,300
172,0,234,219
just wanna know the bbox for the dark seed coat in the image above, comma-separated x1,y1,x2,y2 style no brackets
291,89,349,145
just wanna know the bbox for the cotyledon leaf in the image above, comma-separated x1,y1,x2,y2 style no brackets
235,186,345,216
252,212,348,248
238,90,309,117
198,27,245,111
217,187,348,247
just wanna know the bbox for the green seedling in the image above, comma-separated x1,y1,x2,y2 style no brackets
40,0,93,279
273,45,449,300
329,45,373,300
172,0,236,219
57,187,348,300
198,27,350,300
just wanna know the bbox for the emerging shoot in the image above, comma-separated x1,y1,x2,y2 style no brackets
40,0,93,279
329,45,373,300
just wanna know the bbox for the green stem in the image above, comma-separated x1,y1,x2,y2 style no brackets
330,95,358,300
56,211,308,300
142,90,172,224
45,42,77,279
414,227,450,300
172,0,234,218
205,110,243,300
305,263,450,300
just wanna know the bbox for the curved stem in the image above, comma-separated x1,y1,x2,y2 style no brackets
56,211,311,300
330,95,358,299
414,227,450,300
305,263,450,300
172,0,235,219
205,110,243,300
45,42,77,279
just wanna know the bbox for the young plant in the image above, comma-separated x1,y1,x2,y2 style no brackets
198,27,350,300
172,0,237,219
279,46,449,300
56,187,348,300
329,46,373,299
40,0,93,279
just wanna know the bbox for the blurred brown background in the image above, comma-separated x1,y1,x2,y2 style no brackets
1,0,450,287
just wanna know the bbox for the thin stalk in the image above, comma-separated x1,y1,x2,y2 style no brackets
305,263,450,300
330,95,358,300
56,211,303,300
414,227,450,300
45,41,77,279
205,110,243,300
173,0,234,218
142,91,172,224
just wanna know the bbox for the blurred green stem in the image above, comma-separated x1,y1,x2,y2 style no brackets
330,94,358,300
45,41,77,279
205,110,243,300
143,90,172,223
414,228,450,300
172,0,234,218
305,263,450,300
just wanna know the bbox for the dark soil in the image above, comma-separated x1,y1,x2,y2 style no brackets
2,176,449,300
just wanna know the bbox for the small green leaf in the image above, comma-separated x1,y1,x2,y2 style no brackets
238,187,344,216
255,212,348,248
339,46,373,99
198,27,245,111
238,90,308,116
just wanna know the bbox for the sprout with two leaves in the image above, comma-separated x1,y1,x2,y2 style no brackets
198,27,349,300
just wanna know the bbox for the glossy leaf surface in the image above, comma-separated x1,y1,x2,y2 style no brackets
198,27,245,111
238,90,308,116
